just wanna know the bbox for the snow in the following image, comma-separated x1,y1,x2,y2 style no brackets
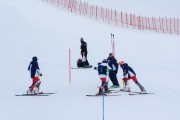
0,0,180,120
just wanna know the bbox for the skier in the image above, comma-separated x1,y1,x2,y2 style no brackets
107,53,120,88
27,56,42,94
77,58,84,67
77,52,90,68
94,59,110,95
119,61,146,93
80,38,87,58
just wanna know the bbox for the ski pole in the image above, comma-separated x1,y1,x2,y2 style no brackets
102,86,105,120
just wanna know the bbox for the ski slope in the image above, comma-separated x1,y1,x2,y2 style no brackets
0,0,180,120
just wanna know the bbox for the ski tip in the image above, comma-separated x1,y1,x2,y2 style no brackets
71,66,93,69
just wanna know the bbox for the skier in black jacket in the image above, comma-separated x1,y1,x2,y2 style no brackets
77,52,90,68
27,56,42,94
107,53,120,88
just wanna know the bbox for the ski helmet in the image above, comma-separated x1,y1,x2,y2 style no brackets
102,59,107,63
109,53,113,57
32,56,38,61
119,61,125,65
97,62,101,65
78,58,82,62
80,38,84,42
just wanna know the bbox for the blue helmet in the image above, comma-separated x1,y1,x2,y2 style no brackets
102,59,107,63
32,56,38,61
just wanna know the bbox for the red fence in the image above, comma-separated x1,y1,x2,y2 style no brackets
42,0,180,35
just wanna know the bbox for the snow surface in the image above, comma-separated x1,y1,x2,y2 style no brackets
0,0,180,120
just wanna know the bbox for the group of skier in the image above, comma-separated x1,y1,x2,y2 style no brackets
94,56,146,95
27,37,146,95
95,56,146,95
76,37,146,95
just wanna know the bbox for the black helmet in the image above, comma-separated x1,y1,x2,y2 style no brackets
97,62,101,65
80,38,84,42
32,56,38,61
109,53,113,57
102,59,107,63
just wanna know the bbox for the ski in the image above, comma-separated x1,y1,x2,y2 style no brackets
108,90,120,93
108,89,120,93
119,89,148,93
15,94,49,96
119,89,131,92
108,89,130,93
38,92,57,94
86,94,120,97
15,91,57,96
109,89,153,94
71,65,93,69
96,86,120,93
129,92,155,95
71,67,91,69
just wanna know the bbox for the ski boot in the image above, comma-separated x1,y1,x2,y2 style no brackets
26,89,35,95
140,89,146,94
121,80,131,92
122,86,131,92
113,85,120,88
136,82,146,94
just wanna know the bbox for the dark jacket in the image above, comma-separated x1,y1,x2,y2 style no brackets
120,63,136,78
107,57,118,73
77,58,89,67
80,41,87,53
98,62,108,76
28,60,40,78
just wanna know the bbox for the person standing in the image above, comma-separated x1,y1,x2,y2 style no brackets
119,61,146,93
27,56,42,94
107,53,120,88
80,38,87,58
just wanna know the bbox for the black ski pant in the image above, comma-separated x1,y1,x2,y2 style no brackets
109,72,119,86
81,51,87,58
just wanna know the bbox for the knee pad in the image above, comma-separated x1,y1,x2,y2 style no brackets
132,76,138,83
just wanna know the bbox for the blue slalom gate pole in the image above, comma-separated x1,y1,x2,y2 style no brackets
102,90,105,120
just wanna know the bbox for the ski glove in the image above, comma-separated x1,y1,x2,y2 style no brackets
123,70,127,76
106,68,109,73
